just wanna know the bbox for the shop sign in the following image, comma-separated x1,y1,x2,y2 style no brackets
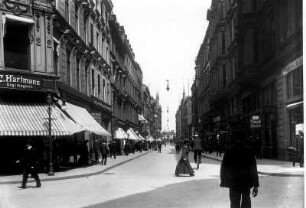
0,72,56,91
250,115,261,128
282,57,303,75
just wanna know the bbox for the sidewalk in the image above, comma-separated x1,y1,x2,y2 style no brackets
203,152,304,177
0,151,151,185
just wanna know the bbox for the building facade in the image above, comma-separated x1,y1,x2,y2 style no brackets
0,0,161,173
193,0,303,160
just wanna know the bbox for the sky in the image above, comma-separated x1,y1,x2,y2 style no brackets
111,0,211,131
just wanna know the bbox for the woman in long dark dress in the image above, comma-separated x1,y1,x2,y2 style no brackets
175,142,194,176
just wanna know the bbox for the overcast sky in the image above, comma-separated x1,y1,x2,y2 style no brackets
111,0,211,131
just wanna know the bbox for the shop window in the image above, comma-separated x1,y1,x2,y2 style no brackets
4,22,30,70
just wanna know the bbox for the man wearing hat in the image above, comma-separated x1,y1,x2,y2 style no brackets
220,129,259,208
16,143,41,189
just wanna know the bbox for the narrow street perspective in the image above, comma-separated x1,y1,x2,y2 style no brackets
0,0,304,207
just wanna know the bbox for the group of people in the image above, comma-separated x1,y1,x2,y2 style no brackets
175,129,259,208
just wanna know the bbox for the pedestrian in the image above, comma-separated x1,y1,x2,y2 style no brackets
220,129,259,208
175,141,194,177
111,141,117,159
100,142,109,165
157,141,162,153
16,142,41,189
192,134,203,164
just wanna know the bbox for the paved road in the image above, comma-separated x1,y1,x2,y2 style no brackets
0,145,303,208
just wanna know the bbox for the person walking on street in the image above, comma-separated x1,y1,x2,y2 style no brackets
16,142,41,189
192,134,203,164
157,141,162,153
175,141,194,177
220,129,259,208
100,142,109,165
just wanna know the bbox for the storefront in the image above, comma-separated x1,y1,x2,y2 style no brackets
282,56,303,160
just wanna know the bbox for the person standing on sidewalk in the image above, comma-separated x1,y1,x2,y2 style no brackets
100,142,109,165
220,129,259,208
16,142,41,189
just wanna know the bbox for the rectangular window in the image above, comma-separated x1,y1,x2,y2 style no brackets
66,49,71,85
92,69,95,95
98,74,101,97
4,22,30,70
85,63,89,95
222,65,226,87
76,57,80,90
90,23,94,44
83,16,87,42
75,7,79,33
65,0,69,22
221,31,226,54
53,43,58,75
287,67,303,99
221,0,225,19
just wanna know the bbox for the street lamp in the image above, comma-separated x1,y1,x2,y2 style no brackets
46,92,54,176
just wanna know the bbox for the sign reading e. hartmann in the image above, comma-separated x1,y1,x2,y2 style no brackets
0,74,41,89
0,72,56,91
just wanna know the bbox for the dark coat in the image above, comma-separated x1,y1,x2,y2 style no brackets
193,138,203,151
220,142,259,188
20,146,39,169
100,144,109,155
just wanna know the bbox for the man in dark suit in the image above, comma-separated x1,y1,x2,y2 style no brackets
220,129,259,208
100,142,109,165
192,134,203,164
17,143,41,189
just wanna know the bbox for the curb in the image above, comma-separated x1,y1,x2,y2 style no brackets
203,155,304,177
0,151,151,185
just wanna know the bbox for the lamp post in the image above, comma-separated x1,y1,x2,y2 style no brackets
46,92,54,176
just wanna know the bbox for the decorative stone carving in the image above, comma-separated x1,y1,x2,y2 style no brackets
3,0,29,15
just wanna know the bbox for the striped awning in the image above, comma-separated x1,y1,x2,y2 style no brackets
114,128,128,140
0,100,84,136
62,102,111,136
138,134,145,141
127,128,140,141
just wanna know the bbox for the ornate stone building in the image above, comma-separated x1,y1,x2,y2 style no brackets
193,0,303,160
0,0,160,173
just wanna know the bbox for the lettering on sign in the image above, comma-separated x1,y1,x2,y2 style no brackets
0,72,56,91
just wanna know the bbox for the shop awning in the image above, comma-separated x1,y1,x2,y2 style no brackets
0,100,84,136
114,128,128,140
127,128,140,140
146,135,154,142
138,134,145,141
138,114,148,123
62,102,111,136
